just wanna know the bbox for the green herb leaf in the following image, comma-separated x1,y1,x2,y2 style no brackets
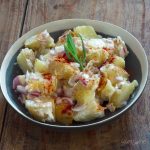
64,33,86,71
67,34,76,55
64,44,72,60
78,34,86,63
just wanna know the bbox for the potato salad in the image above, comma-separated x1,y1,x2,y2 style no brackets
13,26,138,125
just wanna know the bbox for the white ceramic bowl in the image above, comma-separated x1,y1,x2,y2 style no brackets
0,19,148,129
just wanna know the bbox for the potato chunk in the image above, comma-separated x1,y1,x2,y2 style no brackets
112,55,125,68
98,79,115,100
55,98,73,125
73,26,98,38
100,64,129,85
86,49,109,66
17,48,35,73
25,30,55,50
73,75,100,104
25,99,55,122
110,80,138,108
73,101,104,122
113,36,129,58
25,72,57,96
34,59,49,73
49,60,79,80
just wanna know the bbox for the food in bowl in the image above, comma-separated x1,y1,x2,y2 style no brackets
13,26,138,125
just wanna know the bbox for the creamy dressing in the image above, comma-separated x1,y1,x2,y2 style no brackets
73,37,115,51
49,49,55,55
26,59,33,68
81,73,90,80
102,38,114,49
25,72,44,82
116,76,124,81
55,45,65,53
79,72,99,83
86,39,106,48
100,64,115,72
70,62,80,68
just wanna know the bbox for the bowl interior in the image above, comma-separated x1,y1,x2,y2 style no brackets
5,29,142,127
